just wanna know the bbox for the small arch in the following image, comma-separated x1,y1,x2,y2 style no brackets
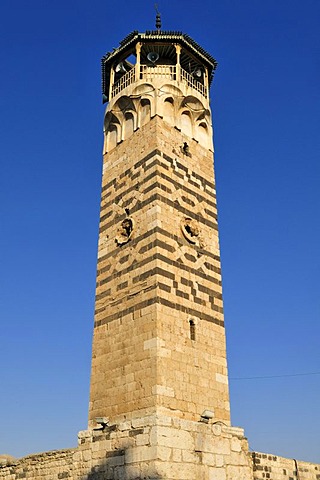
140,98,151,126
181,110,192,138
103,112,121,152
106,124,118,152
181,95,205,112
132,83,155,96
104,111,120,134
159,84,183,98
197,122,209,146
123,112,134,140
116,96,136,114
189,319,196,341
163,97,175,126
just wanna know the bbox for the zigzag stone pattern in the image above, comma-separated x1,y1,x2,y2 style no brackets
89,114,229,429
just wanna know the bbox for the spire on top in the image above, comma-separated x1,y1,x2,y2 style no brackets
155,4,161,31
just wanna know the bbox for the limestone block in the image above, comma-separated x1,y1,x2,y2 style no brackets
181,449,200,463
209,466,227,480
150,426,194,450
82,449,92,462
113,465,126,480
152,385,175,397
155,460,199,480
0,456,17,467
172,448,182,462
144,337,165,350
195,432,210,452
216,373,228,385
119,420,131,431
73,451,82,462
131,415,155,428
92,449,106,460
123,464,141,479
222,426,245,437
230,436,242,452
213,437,231,456
226,464,251,480
174,418,198,432
158,347,172,358
125,445,157,464
157,446,172,462
135,433,150,446
201,452,215,466
230,451,249,466
155,413,172,426
216,454,225,467
108,454,125,467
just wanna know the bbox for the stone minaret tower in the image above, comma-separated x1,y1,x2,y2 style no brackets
87,27,251,479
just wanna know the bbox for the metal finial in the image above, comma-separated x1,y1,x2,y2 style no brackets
155,4,161,30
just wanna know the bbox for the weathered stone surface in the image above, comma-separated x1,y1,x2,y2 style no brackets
0,415,258,479
89,104,230,428
0,455,17,467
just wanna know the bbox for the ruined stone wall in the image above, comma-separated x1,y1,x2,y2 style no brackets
0,449,76,480
252,451,320,480
0,415,253,479
2,432,320,480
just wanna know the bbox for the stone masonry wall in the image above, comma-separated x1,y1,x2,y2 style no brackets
89,115,230,427
252,451,320,480
2,431,320,480
0,414,254,480
0,449,75,480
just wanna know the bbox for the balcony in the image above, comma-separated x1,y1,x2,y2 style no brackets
111,65,208,100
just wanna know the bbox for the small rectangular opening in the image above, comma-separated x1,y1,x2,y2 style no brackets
189,320,196,341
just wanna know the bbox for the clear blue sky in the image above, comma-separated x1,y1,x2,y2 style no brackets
1,0,319,463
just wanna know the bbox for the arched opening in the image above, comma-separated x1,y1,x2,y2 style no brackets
123,112,134,140
181,110,192,138
104,112,121,153
106,124,118,152
163,97,175,125
197,122,208,146
140,99,151,126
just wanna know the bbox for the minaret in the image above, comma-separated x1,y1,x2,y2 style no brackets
85,25,251,480
89,29,229,427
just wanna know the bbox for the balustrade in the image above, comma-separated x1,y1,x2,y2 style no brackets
111,65,207,99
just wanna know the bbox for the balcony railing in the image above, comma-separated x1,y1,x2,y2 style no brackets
140,64,176,80
180,68,207,98
111,68,136,98
111,65,207,99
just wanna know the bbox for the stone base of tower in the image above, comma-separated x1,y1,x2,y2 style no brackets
2,418,320,479
76,412,253,479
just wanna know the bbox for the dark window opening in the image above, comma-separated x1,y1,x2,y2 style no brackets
189,320,196,341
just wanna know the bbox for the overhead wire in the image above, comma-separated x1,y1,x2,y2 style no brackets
230,371,320,380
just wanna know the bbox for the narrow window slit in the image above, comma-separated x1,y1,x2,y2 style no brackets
189,319,196,341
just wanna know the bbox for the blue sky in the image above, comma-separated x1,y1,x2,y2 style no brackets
1,0,319,463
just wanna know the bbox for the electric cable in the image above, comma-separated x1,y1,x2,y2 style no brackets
230,371,320,380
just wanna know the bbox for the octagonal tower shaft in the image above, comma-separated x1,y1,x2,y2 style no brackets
89,32,230,428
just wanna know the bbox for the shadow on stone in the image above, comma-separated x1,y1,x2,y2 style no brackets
84,449,162,480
